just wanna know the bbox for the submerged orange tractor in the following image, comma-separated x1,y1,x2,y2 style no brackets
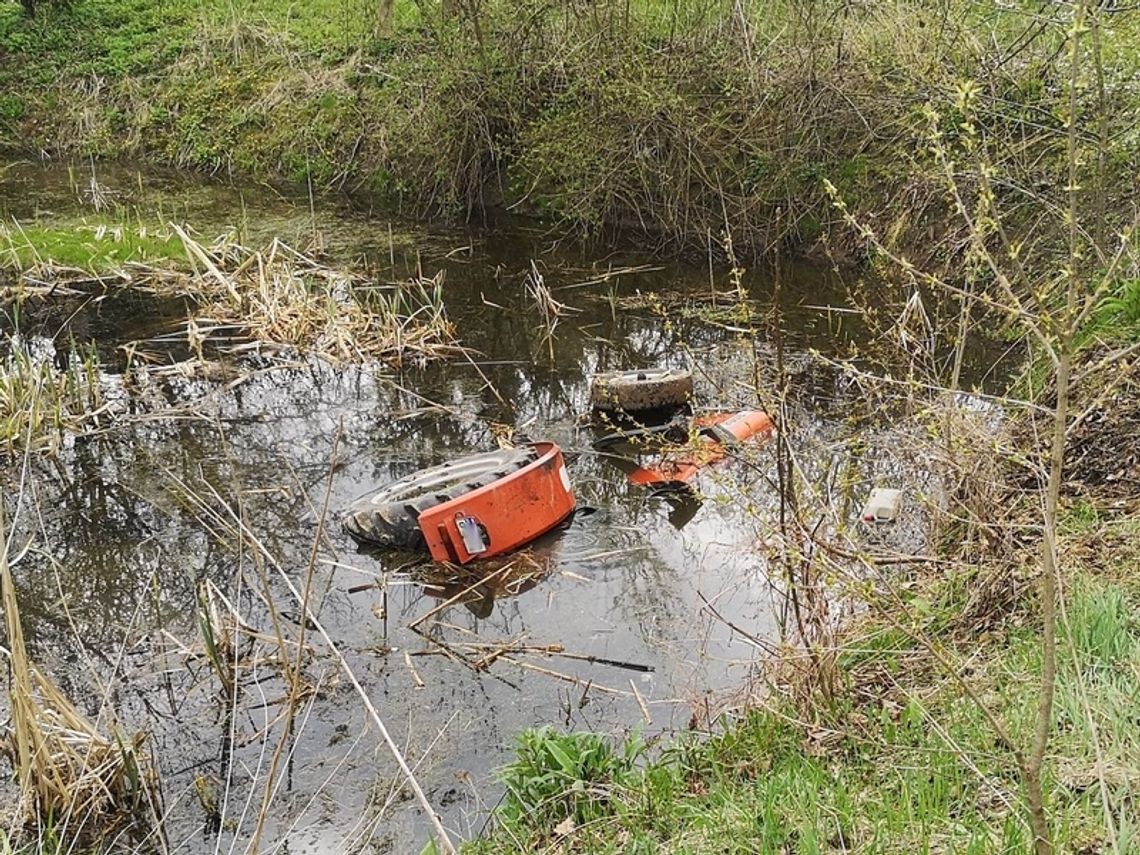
344,442,576,565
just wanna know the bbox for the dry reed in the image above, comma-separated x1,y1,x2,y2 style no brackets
523,260,576,359
1,517,160,846
170,228,459,364
0,341,109,455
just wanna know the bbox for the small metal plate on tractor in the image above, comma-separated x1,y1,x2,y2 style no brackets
455,515,489,554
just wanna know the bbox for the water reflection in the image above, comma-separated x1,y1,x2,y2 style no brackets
0,160,1016,853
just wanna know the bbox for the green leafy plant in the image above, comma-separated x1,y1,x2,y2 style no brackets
1097,278,1140,329
496,727,644,831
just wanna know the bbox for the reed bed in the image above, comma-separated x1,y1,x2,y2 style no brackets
169,229,459,364
1,525,160,848
0,222,464,458
0,341,109,455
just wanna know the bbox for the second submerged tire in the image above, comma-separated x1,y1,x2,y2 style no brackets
344,446,539,549
589,368,693,413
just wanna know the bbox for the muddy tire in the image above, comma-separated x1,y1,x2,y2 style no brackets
589,368,693,413
344,446,540,549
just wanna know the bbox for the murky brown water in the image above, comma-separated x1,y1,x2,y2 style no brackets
0,161,1011,852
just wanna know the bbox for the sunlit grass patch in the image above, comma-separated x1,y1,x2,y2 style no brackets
0,219,184,273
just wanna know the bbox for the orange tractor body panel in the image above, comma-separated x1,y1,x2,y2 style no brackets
418,442,576,564
627,410,774,487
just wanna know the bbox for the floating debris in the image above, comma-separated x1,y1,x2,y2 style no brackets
345,442,576,564
861,488,903,524
589,367,693,413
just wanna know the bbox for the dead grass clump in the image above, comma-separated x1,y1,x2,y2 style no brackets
170,227,459,364
1059,350,1140,502
927,401,1033,627
1,536,161,847
187,18,300,66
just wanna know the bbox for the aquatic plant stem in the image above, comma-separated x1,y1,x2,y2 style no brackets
213,492,457,854
249,426,343,852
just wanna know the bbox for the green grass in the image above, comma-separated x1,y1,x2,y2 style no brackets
495,728,646,830
0,218,185,270
1088,278,1140,344
3,0,1138,254
0,0,193,89
467,521,1140,853
1014,275,1140,400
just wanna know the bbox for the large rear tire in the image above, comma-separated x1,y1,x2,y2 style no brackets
344,446,539,549
589,368,693,413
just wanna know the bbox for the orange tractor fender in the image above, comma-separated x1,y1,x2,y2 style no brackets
626,410,774,487
418,442,576,564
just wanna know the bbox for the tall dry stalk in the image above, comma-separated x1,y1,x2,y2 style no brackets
1,509,160,846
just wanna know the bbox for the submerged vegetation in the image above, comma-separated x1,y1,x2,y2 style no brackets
168,229,458,364
0,339,105,454
0,220,182,272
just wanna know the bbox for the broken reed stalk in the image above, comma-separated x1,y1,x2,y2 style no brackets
497,656,632,697
523,261,569,329
0,511,159,846
432,640,656,673
204,491,458,855
407,562,515,630
523,260,575,360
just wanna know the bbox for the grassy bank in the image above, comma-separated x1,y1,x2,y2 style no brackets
2,0,1138,256
466,512,1140,853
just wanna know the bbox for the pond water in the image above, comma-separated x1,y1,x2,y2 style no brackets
0,161,1010,852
